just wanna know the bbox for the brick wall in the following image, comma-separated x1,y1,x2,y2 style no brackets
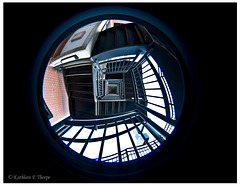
43,65,70,125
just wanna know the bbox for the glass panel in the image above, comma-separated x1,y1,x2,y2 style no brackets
130,128,144,146
76,127,92,139
119,133,133,151
126,123,134,129
147,96,165,107
169,126,175,134
141,61,148,68
142,75,157,83
166,125,175,134
62,140,68,145
91,127,105,139
135,54,144,62
69,142,85,153
142,69,154,78
117,123,127,133
145,89,163,97
148,102,166,116
144,81,160,89
142,64,151,73
105,125,116,136
83,141,102,159
142,127,156,142
62,126,82,138
102,137,118,158
147,112,166,129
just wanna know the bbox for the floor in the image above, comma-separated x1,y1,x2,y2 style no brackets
42,64,70,125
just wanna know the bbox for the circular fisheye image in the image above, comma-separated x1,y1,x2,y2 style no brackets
43,19,185,163
35,9,199,179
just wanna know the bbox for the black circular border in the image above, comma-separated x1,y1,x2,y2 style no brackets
30,6,199,181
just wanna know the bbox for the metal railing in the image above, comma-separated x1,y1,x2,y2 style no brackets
53,45,178,163
97,55,137,75
54,110,168,163
99,140,160,163
132,53,176,135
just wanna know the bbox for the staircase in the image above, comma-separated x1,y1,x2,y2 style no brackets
125,70,135,100
49,22,181,164
63,63,95,118
91,23,153,62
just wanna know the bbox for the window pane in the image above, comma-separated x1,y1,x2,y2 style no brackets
130,128,144,146
69,142,85,153
126,123,134,129
91,127,104,139
117,123,127,133
147,96,165,107
142,69,154,78
119,133,133,151
135,54,144,62
62,140,68,145
141,61,148,68
83,141,102,159
148,102,166,116
105,125,116,136
147,112,166,129
142,64,151,73
102,138,118,158
144,81,160,89
145,89,163,96
143,75,157,83
62,126,82,138
142,127,156,142
76,127,92,139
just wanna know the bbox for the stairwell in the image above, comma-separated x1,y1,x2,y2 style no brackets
63,63,95,118
46,21,180,165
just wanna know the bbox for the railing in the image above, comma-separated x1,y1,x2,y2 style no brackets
53,44,178,163
98,76,104,98
97,55,136,75
54,110,170,163
93,60,105,99
132,52,176,135
99,140,160,163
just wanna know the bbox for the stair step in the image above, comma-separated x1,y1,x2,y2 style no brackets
68,84,93,91
70,90,93,96
98,100,136,116
71,97,94,102
134,24,145,44
71,99,95,117
92,23,151,56
94,33,106,55
65,66,92,75
65,73,92,77
67,76,92,84
125,25,140,45
115,27,127,48
102,30,115,52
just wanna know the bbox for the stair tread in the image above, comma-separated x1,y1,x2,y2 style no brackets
115,27,127,48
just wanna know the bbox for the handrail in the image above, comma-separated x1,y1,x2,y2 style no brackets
145,56,171,117
65,111,138,125
99,140,160,163
61,122,142,143
136,103,177,126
